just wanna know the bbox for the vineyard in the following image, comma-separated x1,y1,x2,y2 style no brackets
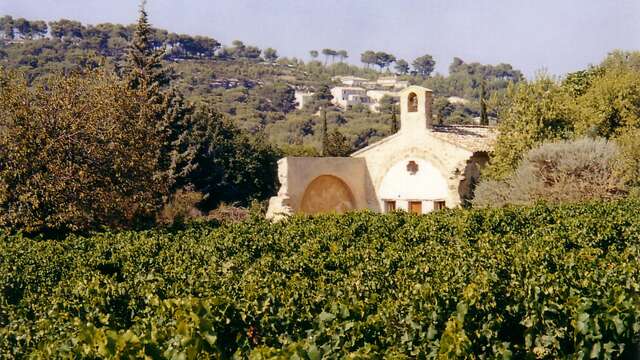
2,200,640,358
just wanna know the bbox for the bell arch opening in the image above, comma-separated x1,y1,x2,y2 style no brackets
407,92,418,112
300,175,355,214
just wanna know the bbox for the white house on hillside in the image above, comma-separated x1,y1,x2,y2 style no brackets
330,87,370,108
329,75,409,112
375,76,410,89
294,91,314,110
331,75,368,87
366,90,399,112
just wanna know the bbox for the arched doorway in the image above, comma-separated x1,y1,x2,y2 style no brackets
378,159,448,214
300,175,355,214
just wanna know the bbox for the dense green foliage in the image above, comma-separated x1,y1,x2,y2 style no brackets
0,8,280,232
484,51,640,181
178,105,279,211
0,68,166,233
122,6,196,193
424,58,523,100
2,200,640,358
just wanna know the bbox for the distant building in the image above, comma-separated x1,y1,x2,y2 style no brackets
330,87,370,108
332,75,368,87
329,75,409,111
294,91,315,110
366,90,399,112
447,96,469,106
375,76,409,90
209,78,261,89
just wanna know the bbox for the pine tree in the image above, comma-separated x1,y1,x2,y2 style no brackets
312,83,333,111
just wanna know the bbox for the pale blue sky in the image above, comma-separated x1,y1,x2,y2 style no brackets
2,0,639,77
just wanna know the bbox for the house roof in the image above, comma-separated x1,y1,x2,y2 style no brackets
332,86,367,91
431,125,497,152
332,75,369,81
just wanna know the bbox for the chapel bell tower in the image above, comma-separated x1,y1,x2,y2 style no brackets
399,86,433,133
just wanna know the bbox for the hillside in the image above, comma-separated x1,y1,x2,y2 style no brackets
0,15,524,152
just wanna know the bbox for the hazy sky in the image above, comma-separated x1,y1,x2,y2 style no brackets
2,0,639,77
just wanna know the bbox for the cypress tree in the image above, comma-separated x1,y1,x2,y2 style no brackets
391,103,399,133
124,1,170,91
480,79,489,126
321,108,328,156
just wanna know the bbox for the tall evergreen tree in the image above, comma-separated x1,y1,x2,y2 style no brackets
394,59,410,75
412,54,436,77
321,108,328,156
124,1,194,191
311,83,334,111
391,104,399,133
480,79,489,125
124,1,170,91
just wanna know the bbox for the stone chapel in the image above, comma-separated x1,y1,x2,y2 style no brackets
266,85,497,218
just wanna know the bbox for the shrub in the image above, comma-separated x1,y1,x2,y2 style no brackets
207,203,250,223
324,129,352,157
615,128,640,192
475,137,625,207
0,69,166,233
157,189,204,226
486,52,640,181
574,63,640,138
483,76,575,180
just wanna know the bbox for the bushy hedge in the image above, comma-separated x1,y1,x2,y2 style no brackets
474,138,626,207
2,201,640,358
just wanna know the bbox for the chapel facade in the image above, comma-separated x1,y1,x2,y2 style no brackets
266,86,497,218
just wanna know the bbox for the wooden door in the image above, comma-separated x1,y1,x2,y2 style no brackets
409,201,422,214
384,201,396,213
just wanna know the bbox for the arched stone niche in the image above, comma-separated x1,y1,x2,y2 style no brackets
300,175,355,214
